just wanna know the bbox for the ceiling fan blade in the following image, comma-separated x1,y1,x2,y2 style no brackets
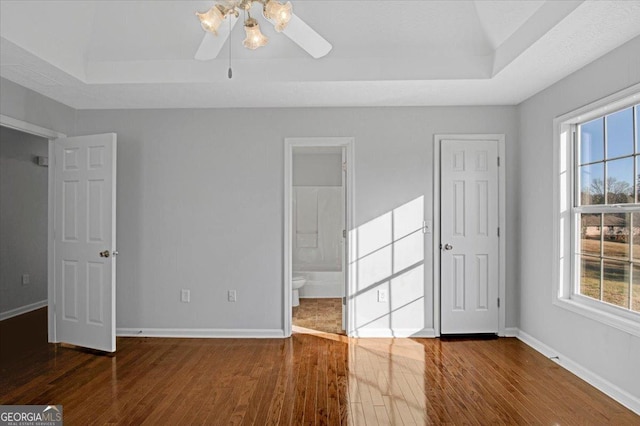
194,15,239,60
280,13,332,59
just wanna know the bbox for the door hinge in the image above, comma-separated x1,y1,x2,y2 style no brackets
342,296,346,305
497,227,500,237
342,162,347,171
497,157,500,167
342,229,347,238
497,297,500,308
422,220,427,234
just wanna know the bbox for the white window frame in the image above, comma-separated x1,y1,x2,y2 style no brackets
554,83,640,337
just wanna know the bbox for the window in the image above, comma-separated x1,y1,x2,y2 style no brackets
555,86,640,336
576,105,640,313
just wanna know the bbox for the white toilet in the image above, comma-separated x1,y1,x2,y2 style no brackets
292,276,306,307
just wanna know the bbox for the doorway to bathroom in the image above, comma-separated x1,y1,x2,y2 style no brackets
284,138,354,337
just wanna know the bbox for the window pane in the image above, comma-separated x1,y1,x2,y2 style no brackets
637,157,640,203
603,260,630,308
580,256,601,300
580,214,601,256
579,163,604,205
633,213,640,263
603,213,629,260
606,107,634,159
580,117,604,164
633,265,640,312
634,104,640,152
606,157,634,204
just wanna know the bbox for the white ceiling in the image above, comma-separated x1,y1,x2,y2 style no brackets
1,0,639,109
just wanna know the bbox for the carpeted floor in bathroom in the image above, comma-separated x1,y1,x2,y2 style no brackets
292,298,344,334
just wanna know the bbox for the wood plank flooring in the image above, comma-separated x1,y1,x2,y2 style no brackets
1,308,638,425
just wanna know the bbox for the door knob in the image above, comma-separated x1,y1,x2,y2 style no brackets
99,250,110,258
443,244,453,251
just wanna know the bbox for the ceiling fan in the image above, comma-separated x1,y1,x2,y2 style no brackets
195,0,332,60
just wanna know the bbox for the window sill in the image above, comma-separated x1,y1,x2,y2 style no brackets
553,297,640,338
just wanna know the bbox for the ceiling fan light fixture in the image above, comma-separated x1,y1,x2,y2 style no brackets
243,17,268,50
196,5,226,35
264,0,292,32
194,0,332,61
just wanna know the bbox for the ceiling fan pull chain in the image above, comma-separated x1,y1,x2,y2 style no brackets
228,16,233,79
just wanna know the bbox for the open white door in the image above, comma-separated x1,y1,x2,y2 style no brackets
341,147,347,331
52,133,117,352
440,139,499,334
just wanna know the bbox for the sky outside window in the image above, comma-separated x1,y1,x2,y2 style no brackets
579,105,639,205
580,117,603,164
606,107,634,159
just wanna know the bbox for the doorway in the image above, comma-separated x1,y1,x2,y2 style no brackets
0,115,118,353
0,116,64,353
0,126,50,361
284,137,354,337
433,134,506,336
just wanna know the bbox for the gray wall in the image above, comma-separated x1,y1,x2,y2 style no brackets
71,106,519,334
0,66,520,336
0,77,76,136
517,36,640,399
0,126,49,314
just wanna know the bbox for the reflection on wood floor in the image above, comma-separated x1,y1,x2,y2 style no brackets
293,297,343,334
1,308,638,424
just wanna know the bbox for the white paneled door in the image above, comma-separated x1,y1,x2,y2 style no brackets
54,134,117,352
440,139,499,334
341,147,347,331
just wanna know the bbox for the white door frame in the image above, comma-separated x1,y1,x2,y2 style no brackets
284,137,355,337
0,114,66,342
433,134,506,336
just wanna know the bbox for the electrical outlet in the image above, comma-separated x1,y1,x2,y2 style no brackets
377,289,387,303
228,290,237,302
22,274,30,286
181,289,190,303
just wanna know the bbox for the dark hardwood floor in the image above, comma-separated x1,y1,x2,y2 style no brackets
1,308,638,425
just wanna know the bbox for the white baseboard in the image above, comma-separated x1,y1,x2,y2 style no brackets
116,328,285,338
502,327,519,337
351,328,437,338
412,328,437,338
517,329,640,415
0,300,47,321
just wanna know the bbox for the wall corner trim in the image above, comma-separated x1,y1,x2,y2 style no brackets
116,328,286,339
0,300,48,321
516,329,640,415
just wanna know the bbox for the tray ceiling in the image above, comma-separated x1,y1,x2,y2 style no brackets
1,0,639,109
